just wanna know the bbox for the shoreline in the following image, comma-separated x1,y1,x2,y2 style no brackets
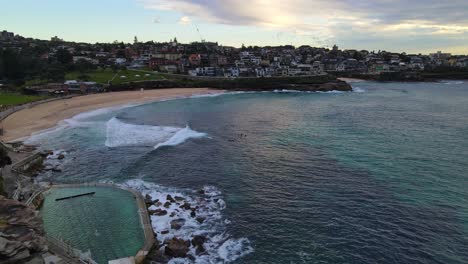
0,88,222,142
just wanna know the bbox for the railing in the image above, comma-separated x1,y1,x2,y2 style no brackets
25,189,43,206
12,180,20,200
46,235,98,264
11,152,43,175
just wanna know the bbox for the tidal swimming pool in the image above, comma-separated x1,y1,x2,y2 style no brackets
40,186,145,264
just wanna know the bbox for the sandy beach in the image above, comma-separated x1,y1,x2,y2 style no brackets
0,88,221,142
338,77,367,83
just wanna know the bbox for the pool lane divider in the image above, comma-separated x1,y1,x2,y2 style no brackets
55,191,95,201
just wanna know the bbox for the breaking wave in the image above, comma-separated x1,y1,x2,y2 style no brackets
352,87,366,93
105,118,207,148
273,89,345,94
439,80,464,85
120,179,254,263
154,125,207,149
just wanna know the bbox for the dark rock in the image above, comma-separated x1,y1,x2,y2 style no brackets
188,254,196,261
190,211,196,218
170,219,186,230
180,202,191,210
160,230,169,235
0,196,47,264
169,212,176,217
191,235,206,247
196,245,206,255
57,154,65,160
145,194,153,204
197,189,205,195
174,196,184,202
166,195,176,203
163,201,172,208
196,217,205,224
164,238,190,258
149,209,167,216
144,244,169,264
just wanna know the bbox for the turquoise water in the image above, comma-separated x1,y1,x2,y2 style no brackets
40,186,144,264
33,81,468,263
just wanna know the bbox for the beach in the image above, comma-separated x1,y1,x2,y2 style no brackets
0,88,221,142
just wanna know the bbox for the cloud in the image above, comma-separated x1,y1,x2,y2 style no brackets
178,16,191,25
153,17,160,23
138,0,468,52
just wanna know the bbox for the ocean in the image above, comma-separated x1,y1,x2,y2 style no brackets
30,81,468,263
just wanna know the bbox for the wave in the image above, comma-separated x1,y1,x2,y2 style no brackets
105,118,207,149
352,87,366,93
190,91,249,98
105,118,179,148
120,179,253,263
154,125,207,149
273,89,345,94
439,80,464,85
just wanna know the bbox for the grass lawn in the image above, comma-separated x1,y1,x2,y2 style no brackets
0,92,47,106
65,68,165,85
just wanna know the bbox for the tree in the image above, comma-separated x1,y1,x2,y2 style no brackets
74,59,94,74
42,65,65,82
0,148,12,168
56,48,73,64
134,36,139,44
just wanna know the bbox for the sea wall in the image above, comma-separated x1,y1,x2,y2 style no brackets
0,95,75,123
331,70,468,81
109,75,353,92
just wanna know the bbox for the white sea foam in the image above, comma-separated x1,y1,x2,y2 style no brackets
218,238,254,262
190,91,249,98
352,87,366,93
120,179,253,263
440,80,464,85
105,118,207,148
105,117,179,148
317,90,345,94
154,125,207,149
272,89,345,94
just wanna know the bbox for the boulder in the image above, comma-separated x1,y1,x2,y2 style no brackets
170,219,186,230
164,238,190,258
0,196,47,264
174,196,184,202
149,209,167,216
166,195,176,203
195,217,205,224
191,235,206,248
57,154,65,160
179,202,191,210
145,194,153,205
163,201,171,208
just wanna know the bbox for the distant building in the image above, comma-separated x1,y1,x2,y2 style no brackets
0,30,14,41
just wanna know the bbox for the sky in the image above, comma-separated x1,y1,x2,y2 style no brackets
1,0,468,54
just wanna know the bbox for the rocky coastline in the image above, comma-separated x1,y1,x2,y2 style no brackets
0,196,48,264
108,75,353,92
